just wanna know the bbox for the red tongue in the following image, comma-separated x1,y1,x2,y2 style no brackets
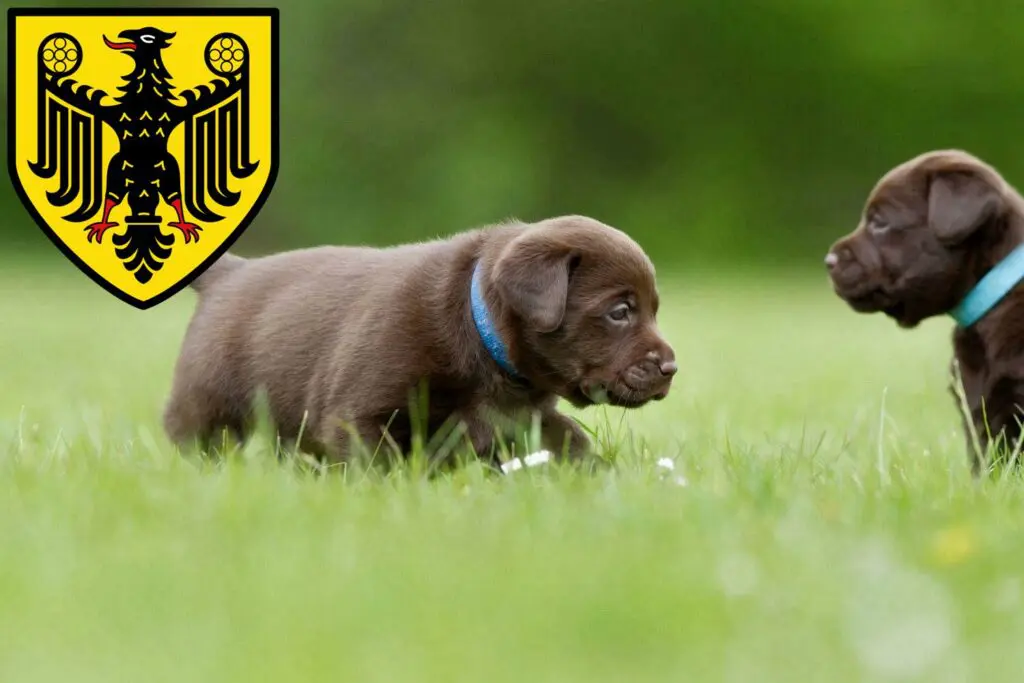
103,35,136,50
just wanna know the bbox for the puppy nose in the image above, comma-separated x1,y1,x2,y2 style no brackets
646,350,677,376
824,252,839,269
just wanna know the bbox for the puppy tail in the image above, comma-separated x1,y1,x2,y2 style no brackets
190,252,246,293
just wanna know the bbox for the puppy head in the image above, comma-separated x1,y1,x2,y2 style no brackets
826,150,1013,328
491,215,677,408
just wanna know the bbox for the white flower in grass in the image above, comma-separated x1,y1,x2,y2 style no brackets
655,456,688,486
500,449,552,473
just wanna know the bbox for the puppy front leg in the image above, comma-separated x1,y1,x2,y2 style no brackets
973,375,1024,472
959,413,985,478
540,409,591,461
449,409,500,463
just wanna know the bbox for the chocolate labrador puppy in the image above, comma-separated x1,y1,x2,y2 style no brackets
826,149,1024,474
164,215,677,465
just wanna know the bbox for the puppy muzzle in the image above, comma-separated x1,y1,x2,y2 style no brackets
827,239,886,305
826,240,912,323
583,357,677,407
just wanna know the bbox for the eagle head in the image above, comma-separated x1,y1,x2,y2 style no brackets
103,27,175,57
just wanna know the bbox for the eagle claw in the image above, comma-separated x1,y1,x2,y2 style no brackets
169,222,202,244
85,221,119,244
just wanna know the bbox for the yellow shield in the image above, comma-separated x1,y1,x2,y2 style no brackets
7,8,278,309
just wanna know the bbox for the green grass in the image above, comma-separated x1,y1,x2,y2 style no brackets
2,262,1024,683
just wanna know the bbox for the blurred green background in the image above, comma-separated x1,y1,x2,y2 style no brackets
3,0,1024,270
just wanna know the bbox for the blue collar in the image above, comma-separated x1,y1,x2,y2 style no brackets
470,262,520,378
950,243,1024,328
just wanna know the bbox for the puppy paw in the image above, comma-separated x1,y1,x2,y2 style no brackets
540,411,591,461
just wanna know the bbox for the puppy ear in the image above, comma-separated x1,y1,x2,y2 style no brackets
493,234,578,333
928,171,1003,243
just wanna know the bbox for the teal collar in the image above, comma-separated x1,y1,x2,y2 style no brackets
950,243,1024,328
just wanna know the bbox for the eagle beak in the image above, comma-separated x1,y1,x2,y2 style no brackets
103,35,136,51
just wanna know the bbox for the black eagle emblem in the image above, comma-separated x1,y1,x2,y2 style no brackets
28,28,259,284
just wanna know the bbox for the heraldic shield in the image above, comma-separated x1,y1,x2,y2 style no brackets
7,8,279,309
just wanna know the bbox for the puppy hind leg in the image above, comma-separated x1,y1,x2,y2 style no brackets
162,385,252,460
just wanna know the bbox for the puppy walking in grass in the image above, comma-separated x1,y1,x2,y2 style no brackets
164,215,677,465
826,150,1024,473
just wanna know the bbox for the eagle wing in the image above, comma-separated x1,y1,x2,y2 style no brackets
27,37,116,222
178,35,260,223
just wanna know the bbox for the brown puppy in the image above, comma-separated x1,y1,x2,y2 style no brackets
163,215,677,465
826,149,1024,473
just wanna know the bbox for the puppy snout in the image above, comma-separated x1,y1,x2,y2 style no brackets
645,349,677,377
826,244,865,287
827,243,854,267
642,349,676,400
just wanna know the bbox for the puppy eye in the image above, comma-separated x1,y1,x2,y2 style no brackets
606,303,630,323
868,216,891,234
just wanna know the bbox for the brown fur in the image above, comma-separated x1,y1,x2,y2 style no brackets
164,215,677,465
826,150,1024,474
